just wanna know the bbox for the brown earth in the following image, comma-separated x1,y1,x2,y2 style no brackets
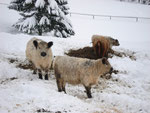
65,46,99,59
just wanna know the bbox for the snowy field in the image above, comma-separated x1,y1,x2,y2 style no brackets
0,0,150,113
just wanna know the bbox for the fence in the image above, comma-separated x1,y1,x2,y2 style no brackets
69,12,150,22
1,2,150,22
0,3,9,5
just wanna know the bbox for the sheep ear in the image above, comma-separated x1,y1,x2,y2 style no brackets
102,58,107,65
48,41,53,48
33,40,38,49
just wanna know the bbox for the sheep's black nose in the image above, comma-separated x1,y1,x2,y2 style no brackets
110,67,113,72
41,52,47,57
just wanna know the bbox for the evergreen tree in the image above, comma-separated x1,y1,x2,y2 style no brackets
55,0,69,15
9,0,75,38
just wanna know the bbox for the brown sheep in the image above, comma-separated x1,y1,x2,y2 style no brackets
53,56,113,98
92,35,120,58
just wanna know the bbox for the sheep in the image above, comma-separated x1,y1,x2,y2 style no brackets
26,37,53,80
53,56,113,98
92,35,120,58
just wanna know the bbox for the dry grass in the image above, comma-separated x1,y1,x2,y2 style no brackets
65,46,99,59
8,58,34,70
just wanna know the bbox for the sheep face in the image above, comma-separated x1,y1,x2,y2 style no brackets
108,37,120,46
99,58,113,75
33,40,53,58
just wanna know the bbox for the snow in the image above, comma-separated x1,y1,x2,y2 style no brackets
35,0,45,8
0,0,150,113
39,16,50,25
49,0,58,10
48,0,62,16
68,0,150,17
25,0,32,4
16,15,37,33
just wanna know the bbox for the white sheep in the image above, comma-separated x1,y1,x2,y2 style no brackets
53,56,113,98
26,37,53,80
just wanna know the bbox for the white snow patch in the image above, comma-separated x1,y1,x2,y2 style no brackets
17,16,37,33
25,0,32,4
39,16,50,25
35,0,45,8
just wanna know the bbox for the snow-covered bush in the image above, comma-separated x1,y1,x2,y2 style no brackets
9,0,75,38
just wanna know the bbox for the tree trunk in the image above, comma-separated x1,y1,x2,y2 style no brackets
38,27,42,36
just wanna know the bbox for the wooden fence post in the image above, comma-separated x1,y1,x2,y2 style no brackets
93,15,95,19
136,17,138,22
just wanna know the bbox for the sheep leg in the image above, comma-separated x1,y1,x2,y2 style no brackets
84,86,92,98
45,70,49,80
62,81,66,93
33,69,37,74
32,63,37,74
56,78,62,92
33,67,37,74
62,87,66,93
38,69,43,79
45,74,48,80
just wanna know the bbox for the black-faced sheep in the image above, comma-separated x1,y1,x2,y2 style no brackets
26,37,53,80
53,56,113,98
92,35,120,58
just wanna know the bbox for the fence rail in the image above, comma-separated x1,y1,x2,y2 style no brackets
1,2,150,22
0,3,9,5
70,12,150,22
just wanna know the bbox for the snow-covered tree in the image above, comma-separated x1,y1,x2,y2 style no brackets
55,0,69,15
9,0,75,38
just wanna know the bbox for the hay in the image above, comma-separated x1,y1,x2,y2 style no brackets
65,46,99,60
65,46,136,60
17,63,34,70
0,77,18,84
8,58,34,70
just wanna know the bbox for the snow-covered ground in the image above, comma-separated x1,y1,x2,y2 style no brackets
0,0,150,113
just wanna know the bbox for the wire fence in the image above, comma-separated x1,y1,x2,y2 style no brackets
69,12,150,22
0,3,9,5
1,2,150,22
